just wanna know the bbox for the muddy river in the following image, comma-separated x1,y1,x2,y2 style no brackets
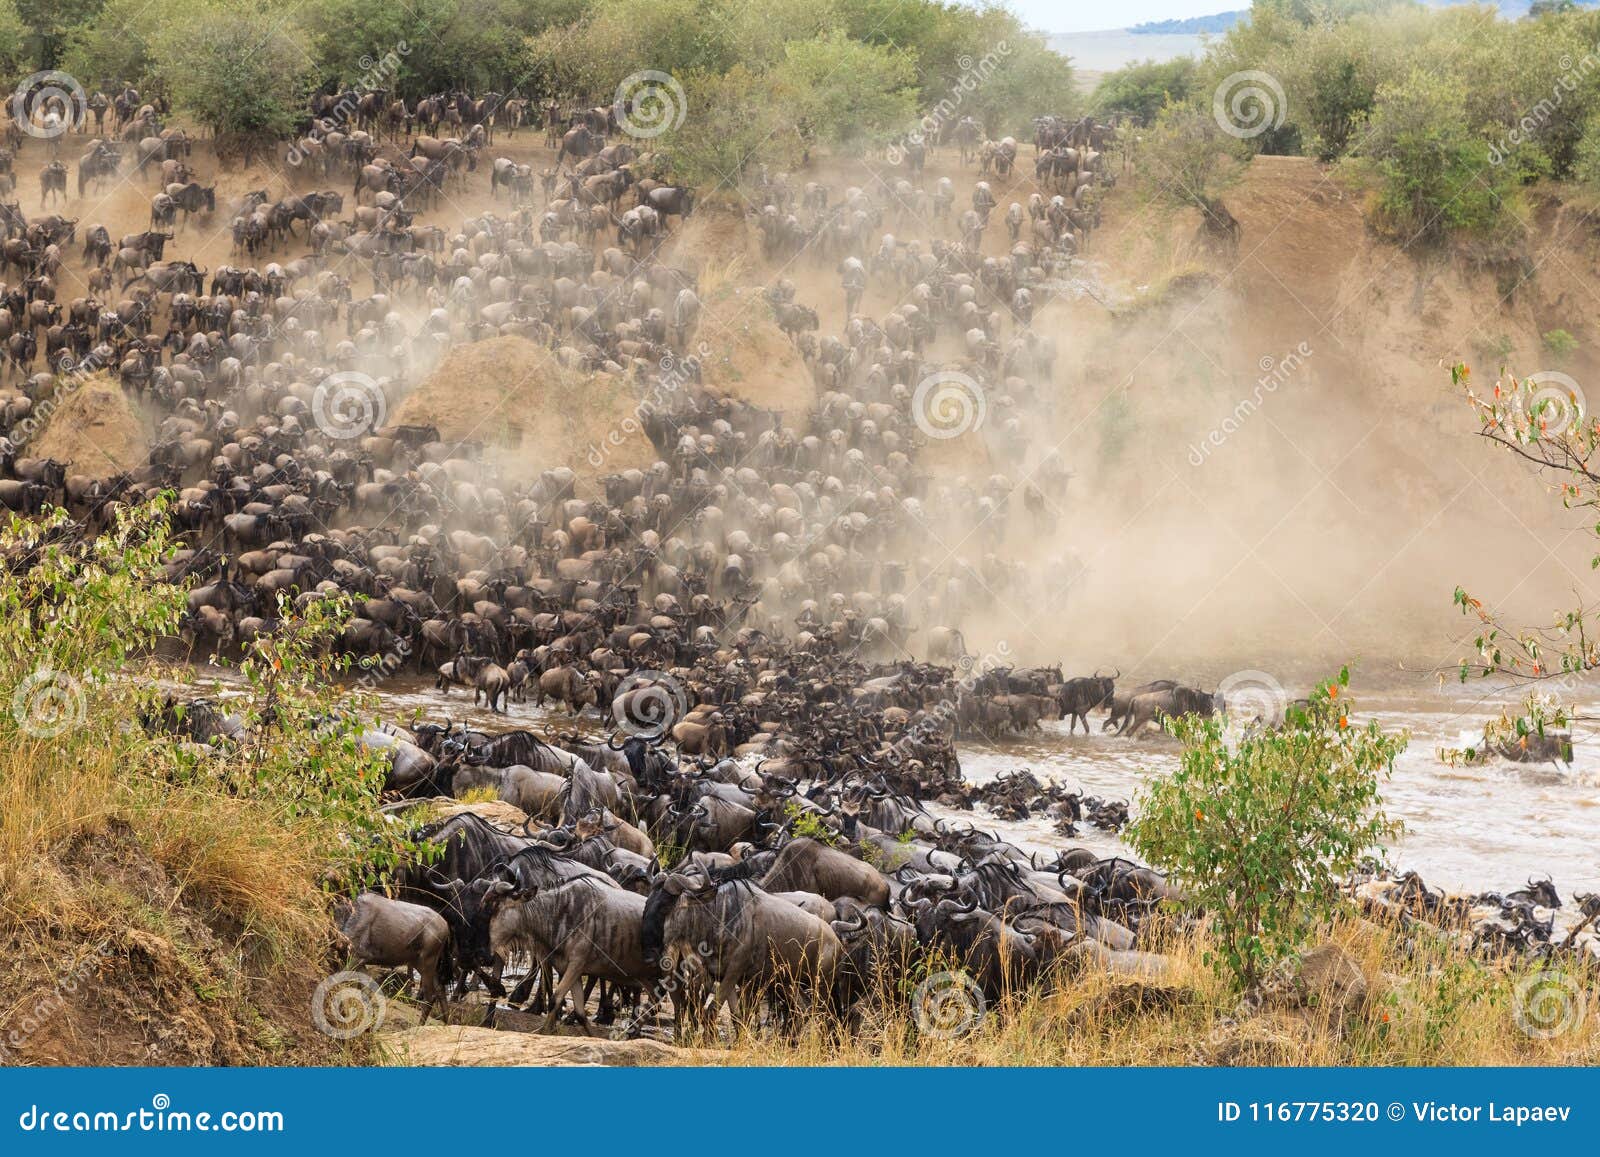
324,674,1600,896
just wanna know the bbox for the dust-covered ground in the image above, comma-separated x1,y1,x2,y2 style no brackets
25,127,1596,685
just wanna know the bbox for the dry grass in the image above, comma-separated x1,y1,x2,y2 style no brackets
684,917,1600,1067
0,692,349,1065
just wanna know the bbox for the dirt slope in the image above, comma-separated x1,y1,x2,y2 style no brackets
974,154,1600,680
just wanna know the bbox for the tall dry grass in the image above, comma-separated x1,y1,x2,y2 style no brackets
0,681,342,1064
686,916,1600,1067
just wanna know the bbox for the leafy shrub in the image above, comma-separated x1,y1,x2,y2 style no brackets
1541,328,1579,358
1359,68,1520,246
1091,58,1197,122
1128,669,1406,992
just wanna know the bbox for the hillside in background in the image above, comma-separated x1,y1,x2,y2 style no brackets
1131,11,1245,33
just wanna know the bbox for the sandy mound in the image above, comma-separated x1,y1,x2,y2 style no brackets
699,306,816,415
665,205,758,274
392,336,654,489
382,1025,705,1066
30,375,152,476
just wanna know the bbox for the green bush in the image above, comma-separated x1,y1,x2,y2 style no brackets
1358,67,1520,246
1137,98,1241,212
1128,669,1406,992
150,9,315,161
1542,328,1579,358
1091,58,1197,123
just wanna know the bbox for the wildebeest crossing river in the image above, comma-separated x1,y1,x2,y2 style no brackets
319,674,1600,895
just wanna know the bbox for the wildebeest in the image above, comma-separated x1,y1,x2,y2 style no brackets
333,893,452,1022
1116,684,1221,737
1056,669,1117,734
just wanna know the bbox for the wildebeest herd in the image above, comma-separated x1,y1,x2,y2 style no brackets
4,85,1592,1040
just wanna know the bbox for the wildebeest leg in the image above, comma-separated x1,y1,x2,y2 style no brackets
707,974,741,1032
595,980,616,1025
506,969,539,1006
476,966,506,998
541,965,587,1033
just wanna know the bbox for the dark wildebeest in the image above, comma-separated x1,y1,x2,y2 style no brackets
1117,685,1222,737
1056,669,1117,734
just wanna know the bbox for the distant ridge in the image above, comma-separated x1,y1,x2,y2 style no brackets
1113,1,1600,38
1130,11,1243,34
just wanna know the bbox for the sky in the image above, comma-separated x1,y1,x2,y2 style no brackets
1003,0,1232,34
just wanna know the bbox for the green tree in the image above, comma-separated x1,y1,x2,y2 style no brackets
770,31,917,158
965,34,1077,139
0,0,30,78
57,0,181,90
11,0,102,68
1138,97,1241,218
1252,0,1416,25
1128,671,1406,992
151,8,315,162
656,63,788,188
1358,67,1519,245
1092,58,1197,122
